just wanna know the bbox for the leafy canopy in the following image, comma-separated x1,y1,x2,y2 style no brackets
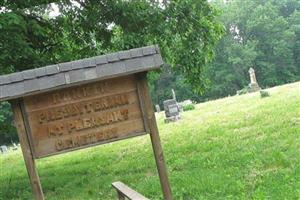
0,0,224,92
205,0,300,99
0,0,223,143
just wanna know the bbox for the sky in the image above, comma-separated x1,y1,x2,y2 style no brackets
49,3,60,18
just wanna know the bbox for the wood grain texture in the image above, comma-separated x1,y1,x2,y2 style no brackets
136,72,173,200
22,75,146,158
112,182,150,200
11,100,44,200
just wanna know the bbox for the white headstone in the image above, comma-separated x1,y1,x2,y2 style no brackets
155,104,161,113
248,67,261,92
248,67,257,84
0,145,8,154
12,143,18,151
171,89,176,101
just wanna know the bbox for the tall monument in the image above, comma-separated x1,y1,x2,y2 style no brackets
248,67,261,92
171,89,176,101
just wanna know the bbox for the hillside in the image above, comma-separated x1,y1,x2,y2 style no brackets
1,81,300,200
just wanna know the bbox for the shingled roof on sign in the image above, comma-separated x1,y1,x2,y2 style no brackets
0,45,163,101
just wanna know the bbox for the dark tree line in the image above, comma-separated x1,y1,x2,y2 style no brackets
151,0,300,103
205,0,300,99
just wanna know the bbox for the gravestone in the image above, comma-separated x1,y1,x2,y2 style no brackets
179,99,193,112
0,45,173,200
178,104,183,113
0,145,8,154
171,89,176,101
12,143,18,151
155,104,161,113
248,68,261,92
181,99,192,106
170,89,183,112
163,99,180,123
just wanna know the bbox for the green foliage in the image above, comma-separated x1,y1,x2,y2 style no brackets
0,1,224,143
2,0,225,77
206,0,300,99
1,80,299,199
0,102,17,144
56,0,224,93
148,65,203,107
0,8,75,73
183,104,195,111
260,90,270,98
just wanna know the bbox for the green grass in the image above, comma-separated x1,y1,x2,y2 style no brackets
1,81,300,200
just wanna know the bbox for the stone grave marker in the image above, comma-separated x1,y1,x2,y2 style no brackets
181,99,193,106
171,89,176,101
248,67,261,92
12,143,18,151
163,99,180,123
0,145,8,154
155,104,161,113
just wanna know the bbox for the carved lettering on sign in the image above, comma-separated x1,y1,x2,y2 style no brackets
23,75,146,158
39,94,129,124
52,82,108,104
46,109,129,137
55,128,118,151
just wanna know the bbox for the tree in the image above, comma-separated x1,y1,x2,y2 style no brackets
149,65,202,107
57,0,224,92
0,0,223,89
0,102,17,144
0,0,224,143
206,0,300,99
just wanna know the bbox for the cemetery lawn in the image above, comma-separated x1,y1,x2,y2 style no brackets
1,81,300,200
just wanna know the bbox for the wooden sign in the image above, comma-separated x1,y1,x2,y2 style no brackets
22,75,146,158
2,45,172,200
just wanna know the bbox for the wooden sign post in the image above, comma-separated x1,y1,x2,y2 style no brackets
12,100,45,200
137,73,172,200
0,45,172,200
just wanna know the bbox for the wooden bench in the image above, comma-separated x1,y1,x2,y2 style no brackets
112,182,150,200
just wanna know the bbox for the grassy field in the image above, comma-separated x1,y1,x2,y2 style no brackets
1,81,300,200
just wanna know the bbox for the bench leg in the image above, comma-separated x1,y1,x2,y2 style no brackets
117,191,125,200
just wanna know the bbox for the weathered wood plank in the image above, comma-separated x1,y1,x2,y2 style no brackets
112,182,149,200
22,75,147,158
136,72,173,200
0,45,162,102
11,100,44,200
23,75,137,111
